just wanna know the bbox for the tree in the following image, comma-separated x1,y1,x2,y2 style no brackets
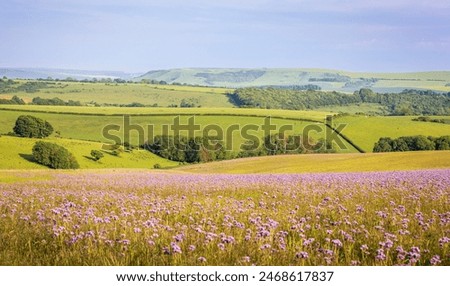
11,96,25,105
391,138,409,151
373,137,393,152
358,88,376,101
32,141,79,169
90,150,104,161
413,136,435,150
13,115,53,138
434,136,450,150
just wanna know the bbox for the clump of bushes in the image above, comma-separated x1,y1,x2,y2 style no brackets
412,116,446,124
0,95,26,105
32,141,79,169
13,115,53,138
90,150,104,161
32,96,82,106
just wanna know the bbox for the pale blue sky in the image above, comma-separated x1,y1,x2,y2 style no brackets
0,0,449,72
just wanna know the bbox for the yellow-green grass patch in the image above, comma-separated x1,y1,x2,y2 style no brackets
0,136,178,170
178,151,450,174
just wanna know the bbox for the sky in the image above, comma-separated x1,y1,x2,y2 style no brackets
0,0,449,73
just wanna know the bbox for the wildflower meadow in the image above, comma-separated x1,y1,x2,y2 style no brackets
0,169,448,266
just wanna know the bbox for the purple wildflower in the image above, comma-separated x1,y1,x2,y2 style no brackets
332,239,343,248
295,251,309,259
170,242,182,254
376,249,386,261
430,255,441,266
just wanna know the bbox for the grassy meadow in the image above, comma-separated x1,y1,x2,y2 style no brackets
334,115,450,152
1,80,234,107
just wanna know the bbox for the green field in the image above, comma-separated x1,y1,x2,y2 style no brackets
1,80,234,107
178,151,450,174
0,105,331,121
334,115,450,152
0,109,355,153
0,136,177,170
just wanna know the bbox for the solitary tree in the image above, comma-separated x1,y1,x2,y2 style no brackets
13,115,53,138
32,141,79,169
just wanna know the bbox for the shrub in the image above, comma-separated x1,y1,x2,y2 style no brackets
90,150,104,161
32,141,79,169
13,115,53,138
153,163,161,169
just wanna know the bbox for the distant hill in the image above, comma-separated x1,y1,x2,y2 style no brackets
0,68,139,80
2,67,450,93
136,68,450,93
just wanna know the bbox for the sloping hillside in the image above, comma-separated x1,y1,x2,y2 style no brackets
136,68,450,92
178,151,450,174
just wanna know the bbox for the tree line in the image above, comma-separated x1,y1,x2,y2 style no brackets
142,135,229,163
0,95,82,106
373,136,450,152
229,88,450,115
0,79,51,93
31,97,82,106
142,133,334,163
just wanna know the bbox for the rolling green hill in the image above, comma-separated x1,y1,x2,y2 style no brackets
0,109,357,153
136,68,450,93
0,136,178,169
0,80,234,107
